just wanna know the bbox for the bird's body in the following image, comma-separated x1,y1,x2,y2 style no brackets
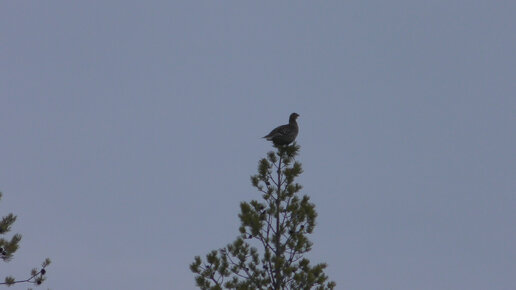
263,113,300,145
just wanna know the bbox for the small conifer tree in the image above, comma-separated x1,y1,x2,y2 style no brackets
190,143,335,289
0,192,50,287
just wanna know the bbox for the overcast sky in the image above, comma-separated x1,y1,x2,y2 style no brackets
1,1,515,289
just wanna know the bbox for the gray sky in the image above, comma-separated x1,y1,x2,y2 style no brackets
1,1,515,289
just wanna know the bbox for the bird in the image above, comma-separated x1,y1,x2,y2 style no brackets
263,113,300,146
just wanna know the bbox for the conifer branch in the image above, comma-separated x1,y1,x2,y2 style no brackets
190,143,335,289
0,263,49,287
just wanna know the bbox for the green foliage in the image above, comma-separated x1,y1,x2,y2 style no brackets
190,143,335,289
0,192,51,287
3,277,14,286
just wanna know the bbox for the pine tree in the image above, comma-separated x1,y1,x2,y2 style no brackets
0,192,51,287
190,143,335,289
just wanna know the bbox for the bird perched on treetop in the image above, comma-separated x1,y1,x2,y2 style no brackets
263,113,300,146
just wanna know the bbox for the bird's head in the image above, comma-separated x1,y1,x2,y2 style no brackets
289,112,300,122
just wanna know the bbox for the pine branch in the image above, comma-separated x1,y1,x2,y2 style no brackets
0,258,51,287
190,143,335,289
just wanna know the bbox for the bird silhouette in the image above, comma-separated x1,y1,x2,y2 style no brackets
263,113,299,146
